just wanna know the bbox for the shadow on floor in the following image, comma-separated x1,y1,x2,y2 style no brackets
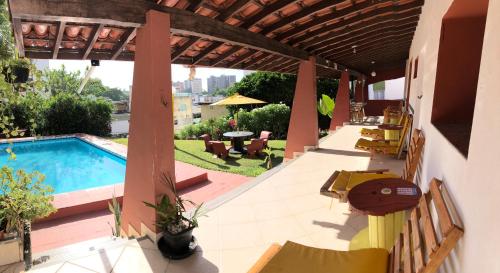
311,148,371,157
312,212,367,241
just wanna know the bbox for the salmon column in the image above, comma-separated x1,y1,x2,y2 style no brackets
329,70,350,131
284,56,318,159
122,10,176,236
354,75,365,103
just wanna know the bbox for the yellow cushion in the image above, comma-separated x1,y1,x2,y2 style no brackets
360,128,384,138
331,171,399,192
355,138,399,155
259,241,389,273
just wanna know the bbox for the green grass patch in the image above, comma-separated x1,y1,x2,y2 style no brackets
111,138,286,177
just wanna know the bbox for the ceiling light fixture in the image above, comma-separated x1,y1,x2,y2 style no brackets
371,61,376,77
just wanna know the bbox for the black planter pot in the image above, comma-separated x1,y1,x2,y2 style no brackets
157,227,197,260
13,66,30,83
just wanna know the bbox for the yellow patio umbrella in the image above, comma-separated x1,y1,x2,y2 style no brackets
210,93,266,106
211,93,266,130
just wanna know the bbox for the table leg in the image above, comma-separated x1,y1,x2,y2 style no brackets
350,211,405,251
233,137,244,152
368,211,405,250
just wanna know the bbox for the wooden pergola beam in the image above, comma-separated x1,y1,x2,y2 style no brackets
266,58,296,72
307,19,418,53
239,0,297,29
259,0,344,36
210,46,242,66
329,38,413,60
274,0,395,42
11,18,25,57
52,21,66,59
287,3,423,46
255,56,287,72
82,23,103,59
192,41,223,65
186,0,204,12
9,0,360,74
224,49,257,68
318,29,416,57
243,52,274,70
111,28,137,60
217,0,250,21
171,37,198,61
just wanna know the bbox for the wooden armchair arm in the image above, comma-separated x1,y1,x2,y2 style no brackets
247,243,282,273
353,169,390,174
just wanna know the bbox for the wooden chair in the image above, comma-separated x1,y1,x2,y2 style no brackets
248,178,463,273
200,134,213,152
321,129,425,202
355,115,413,159
258,131,272,148
246,139,264,157
210,141,230,159
360,112,408,140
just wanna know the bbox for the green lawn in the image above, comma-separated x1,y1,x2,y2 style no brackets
111,138,286,177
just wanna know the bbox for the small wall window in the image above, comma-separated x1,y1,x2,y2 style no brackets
368,78,405,100
431,0,489,157
413,57,419,79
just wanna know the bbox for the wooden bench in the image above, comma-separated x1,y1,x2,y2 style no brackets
249,178,463,273
355,115,413,159
321,129,425,202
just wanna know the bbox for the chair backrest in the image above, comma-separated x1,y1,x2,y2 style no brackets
248,139,264,151
210,141,226,155
201,134,211,145
396,114,413,158
388,179,463,273
402,129,425,181
260,131,272,140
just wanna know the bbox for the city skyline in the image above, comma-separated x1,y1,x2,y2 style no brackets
37,60,247,91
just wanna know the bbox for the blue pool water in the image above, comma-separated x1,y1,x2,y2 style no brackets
0,138,126,194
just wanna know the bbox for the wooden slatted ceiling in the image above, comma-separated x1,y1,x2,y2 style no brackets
9,0,424,77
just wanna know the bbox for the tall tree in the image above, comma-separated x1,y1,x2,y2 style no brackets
41,65,81,95
0,0,14,60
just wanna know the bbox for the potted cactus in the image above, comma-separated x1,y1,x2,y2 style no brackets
144,173,205,259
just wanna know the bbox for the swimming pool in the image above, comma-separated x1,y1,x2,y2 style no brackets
0,137,126,194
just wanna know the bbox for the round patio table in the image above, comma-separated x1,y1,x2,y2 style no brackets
348,178,422,250
223,131,253,154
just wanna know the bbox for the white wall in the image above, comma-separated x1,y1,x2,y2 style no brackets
407,0,500,272
368,78,405,100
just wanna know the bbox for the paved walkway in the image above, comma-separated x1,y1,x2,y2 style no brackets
13,125,403,273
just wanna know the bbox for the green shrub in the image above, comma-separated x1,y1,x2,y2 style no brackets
10,92,47,136
178,104,290,140
44,93,112,136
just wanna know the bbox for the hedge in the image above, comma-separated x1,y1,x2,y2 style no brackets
9,92,113,137
178,103,290,140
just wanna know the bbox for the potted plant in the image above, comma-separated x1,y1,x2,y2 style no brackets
2,58,31,84
144,173,205,259
0,166,56,269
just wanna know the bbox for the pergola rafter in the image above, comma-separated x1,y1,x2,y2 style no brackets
8,0,424,76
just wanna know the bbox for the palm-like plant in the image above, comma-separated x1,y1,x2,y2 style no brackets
144,173,205,234
317,94,335,118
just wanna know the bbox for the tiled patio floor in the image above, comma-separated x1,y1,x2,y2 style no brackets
18,125,403,273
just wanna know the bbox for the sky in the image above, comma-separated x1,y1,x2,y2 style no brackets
36,60,247,91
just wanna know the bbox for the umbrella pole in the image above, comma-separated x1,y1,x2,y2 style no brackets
236,110,239,131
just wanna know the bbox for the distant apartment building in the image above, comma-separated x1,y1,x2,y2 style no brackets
183,78,203,94
172,81,185,93
207,75,236,93
200,103,229,122
173,93,193,131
